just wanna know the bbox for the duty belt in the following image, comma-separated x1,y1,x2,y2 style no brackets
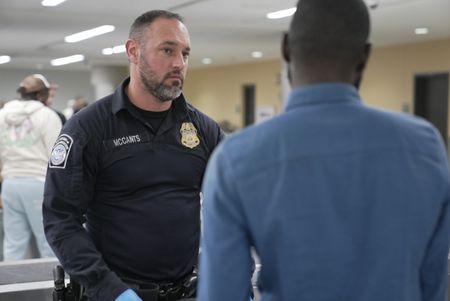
126,271,197,301
52,265,197,301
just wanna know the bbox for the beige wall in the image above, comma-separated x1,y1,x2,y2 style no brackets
361,38,450,112
185,38,450,130
184,60,283,128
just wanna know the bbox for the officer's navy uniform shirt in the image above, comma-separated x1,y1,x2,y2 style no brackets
43,78,223,301
199,83,450,301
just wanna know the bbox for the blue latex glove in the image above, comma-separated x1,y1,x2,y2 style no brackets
115,289,142,301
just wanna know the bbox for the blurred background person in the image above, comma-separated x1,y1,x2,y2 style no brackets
0,74,61,260
44,83,66,125
72,95,89,114
218,119,238,135
62,98,75,120
61,96,89,120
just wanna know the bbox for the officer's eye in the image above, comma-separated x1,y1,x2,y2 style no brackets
162,48,173,55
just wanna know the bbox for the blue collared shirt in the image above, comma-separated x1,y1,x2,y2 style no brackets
199,83,450,301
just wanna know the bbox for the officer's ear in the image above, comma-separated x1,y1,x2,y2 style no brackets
126,39,139,65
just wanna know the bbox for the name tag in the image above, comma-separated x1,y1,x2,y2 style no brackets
103,132,149,150
113,134,141,146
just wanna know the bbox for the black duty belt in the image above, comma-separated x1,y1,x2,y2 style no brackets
125,271,197,301
52,265,197,301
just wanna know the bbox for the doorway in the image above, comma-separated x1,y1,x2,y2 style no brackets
413,73,449,148
243,84,256,127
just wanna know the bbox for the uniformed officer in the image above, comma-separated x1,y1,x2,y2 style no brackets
43,10,223,301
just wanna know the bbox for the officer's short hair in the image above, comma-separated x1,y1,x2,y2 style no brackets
129,10,184,43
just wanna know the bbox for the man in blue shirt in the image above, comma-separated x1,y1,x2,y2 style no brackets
198,0,450,300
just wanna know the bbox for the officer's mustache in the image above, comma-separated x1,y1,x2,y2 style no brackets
164,71,183,81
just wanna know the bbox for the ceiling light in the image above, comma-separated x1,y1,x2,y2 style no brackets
414,27,429,35
41,0,66,7
51,54,85,66
102,48,114,55
112,45,126,53
251,51,263,58
64,25,115,43
202,58,212,65
267,7,296,19
102,44,126,55
0,55,11,64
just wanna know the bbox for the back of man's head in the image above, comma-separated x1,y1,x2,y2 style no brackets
287,0,370,83
17,74,50,102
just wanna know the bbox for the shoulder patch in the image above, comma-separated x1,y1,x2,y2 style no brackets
49,134,73,169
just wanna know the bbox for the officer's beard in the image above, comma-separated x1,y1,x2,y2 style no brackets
139,55,183,102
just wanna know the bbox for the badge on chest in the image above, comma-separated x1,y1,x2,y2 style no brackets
180,122,200,149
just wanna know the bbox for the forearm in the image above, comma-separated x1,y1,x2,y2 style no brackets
43,200,127,300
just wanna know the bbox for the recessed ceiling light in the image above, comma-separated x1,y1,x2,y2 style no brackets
41,0,66,7
202,58,212,65
51,54,85,66
266,7,296,19
102,48,114,55
252,51,263,58
112,45,126,53
0,55,11,64
414,27,429,35
64,25,115,43
102,45,126,55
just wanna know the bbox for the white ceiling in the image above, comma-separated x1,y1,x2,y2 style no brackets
0,0,449,71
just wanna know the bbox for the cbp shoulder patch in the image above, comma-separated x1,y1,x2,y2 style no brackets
49,134,73,169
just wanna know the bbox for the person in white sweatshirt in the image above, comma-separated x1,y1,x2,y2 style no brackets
0,74,62,260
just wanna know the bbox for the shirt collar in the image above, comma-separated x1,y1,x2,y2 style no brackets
111,76,191,121
285,83,362,112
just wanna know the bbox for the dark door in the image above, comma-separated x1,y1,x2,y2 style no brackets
414,73,449,148
243,85,256,127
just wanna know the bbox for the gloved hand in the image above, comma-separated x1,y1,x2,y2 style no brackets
115,289,143,301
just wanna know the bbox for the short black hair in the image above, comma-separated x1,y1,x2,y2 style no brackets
129,10,183,43
289,0,370,66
